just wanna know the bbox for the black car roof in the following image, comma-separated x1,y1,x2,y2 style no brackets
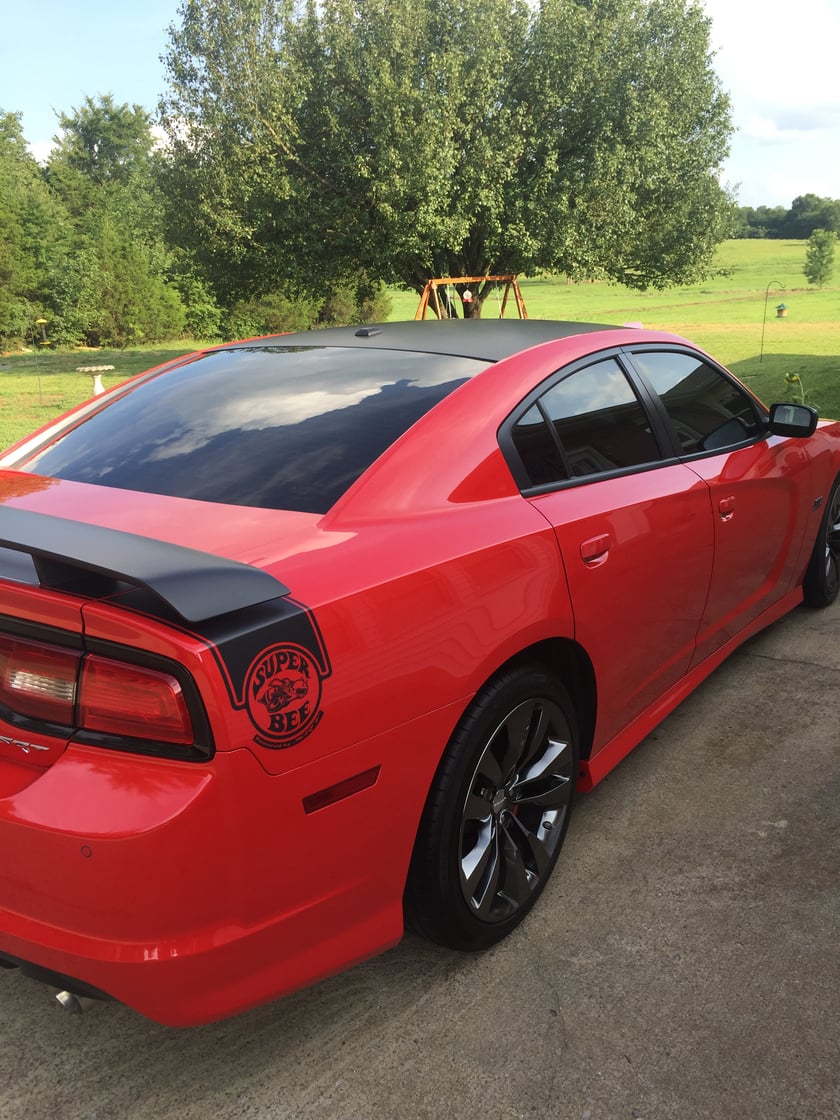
211,319,615,363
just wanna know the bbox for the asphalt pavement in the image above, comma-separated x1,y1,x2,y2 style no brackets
1,599,838,1120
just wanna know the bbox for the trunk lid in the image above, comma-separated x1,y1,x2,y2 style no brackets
0,472,323,775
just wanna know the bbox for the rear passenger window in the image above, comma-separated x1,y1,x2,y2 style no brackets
510,404,567,486
511,358,662,485
632,350,764,455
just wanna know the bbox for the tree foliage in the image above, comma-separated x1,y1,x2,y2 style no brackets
45,96,189,346
787,195,840,240
51,94,155,187
160,0,733,311
732,195,840,240
0,111,72,343
804,228,836,289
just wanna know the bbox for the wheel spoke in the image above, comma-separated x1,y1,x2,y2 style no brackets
514,773,572,811
460,818,501,916
475,741,505,790
827,503,840,586
827,493,840,553
495,702,536,782
517,702,553,771
513,812,555,873
464,787,493,822
497,820,534,908
510,731,573,813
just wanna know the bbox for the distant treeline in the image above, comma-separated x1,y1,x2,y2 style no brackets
732,194,840,240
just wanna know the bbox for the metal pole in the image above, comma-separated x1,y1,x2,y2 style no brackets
760,280,784,363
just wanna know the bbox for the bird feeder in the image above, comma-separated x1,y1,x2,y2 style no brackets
776,303,788,319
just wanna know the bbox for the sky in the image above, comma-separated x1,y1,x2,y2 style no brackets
2,0,839,209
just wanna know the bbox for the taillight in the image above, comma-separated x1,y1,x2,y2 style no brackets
0,634,79,724
0,630,199,754
80,656,193,745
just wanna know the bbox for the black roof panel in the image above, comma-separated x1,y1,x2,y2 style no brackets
212,319,615,363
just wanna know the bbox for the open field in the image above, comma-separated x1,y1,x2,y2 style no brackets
1,241,838,451
392,239,840,417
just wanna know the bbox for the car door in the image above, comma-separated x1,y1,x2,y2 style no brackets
501,354,715,752
626,348,814,666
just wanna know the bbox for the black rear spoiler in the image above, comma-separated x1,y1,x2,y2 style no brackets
0,507,290,623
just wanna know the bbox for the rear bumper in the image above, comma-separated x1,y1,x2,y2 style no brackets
0,707,458,1025
0,875,402,1027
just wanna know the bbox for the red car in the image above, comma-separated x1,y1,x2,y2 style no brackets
1,321,838,1025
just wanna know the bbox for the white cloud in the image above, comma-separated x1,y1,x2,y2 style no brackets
739,111,837,143
704,0,840,104
701,0,840,205
27,139,56,165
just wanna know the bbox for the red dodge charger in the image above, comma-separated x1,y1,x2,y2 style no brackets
1,321,838,1024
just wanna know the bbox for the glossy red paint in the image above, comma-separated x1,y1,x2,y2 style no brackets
686,435,814,664
530,464,714,749
1,323,839,1024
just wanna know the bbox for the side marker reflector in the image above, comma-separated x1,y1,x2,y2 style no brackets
302,766,381,814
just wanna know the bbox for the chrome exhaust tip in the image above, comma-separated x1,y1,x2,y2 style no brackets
55,990,86,1014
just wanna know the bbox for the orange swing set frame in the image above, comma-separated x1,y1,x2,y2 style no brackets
414,275,528,320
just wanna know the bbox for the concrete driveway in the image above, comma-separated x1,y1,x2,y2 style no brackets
1,600,838,1120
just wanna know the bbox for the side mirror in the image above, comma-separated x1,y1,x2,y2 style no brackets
767,402,819,438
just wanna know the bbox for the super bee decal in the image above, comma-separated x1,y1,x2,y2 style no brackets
95,585,332,751
244,642,325,748
195,596,332,750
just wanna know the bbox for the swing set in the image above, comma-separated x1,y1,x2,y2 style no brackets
414,275,528,320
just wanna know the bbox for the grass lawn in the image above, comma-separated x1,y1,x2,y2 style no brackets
0,345,196,452
389,239,839,417
1,240,837,452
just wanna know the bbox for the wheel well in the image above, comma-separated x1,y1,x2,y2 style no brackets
503,639,597,760
802,469,840,608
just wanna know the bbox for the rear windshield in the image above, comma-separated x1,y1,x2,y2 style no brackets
19,345,489,513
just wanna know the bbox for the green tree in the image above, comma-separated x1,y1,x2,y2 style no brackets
0,110,72,345
730,204,787,239
51,94,154,187
0,111,42,340
804,228,837,289
160,0,733,314
519,0,733,290
784,194,840,240
730,197,840,240
46,96,191,345
159,0,302,304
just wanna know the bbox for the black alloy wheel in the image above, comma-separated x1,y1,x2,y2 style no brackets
405,665,578,950
803,476,840,608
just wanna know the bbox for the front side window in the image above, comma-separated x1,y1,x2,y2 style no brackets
631,350,764,455
511,358,662,486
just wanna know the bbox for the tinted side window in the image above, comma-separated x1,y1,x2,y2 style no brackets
510,404,568,486
511,359,663,486
534,358,662,480
632,350,763,454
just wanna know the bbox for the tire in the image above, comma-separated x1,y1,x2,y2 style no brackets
803,475,840,608
405,664,578,950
